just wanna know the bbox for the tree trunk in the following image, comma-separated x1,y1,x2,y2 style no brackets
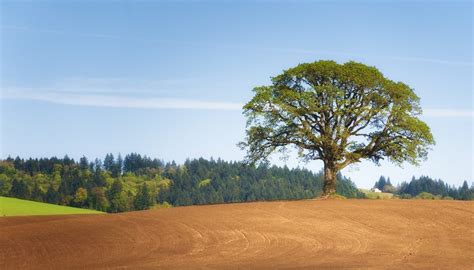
322,161,337,197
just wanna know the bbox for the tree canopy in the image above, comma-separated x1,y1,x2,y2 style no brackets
241,60,435,196
0,155,364,213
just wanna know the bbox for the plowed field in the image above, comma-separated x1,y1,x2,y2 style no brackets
1,200,473,269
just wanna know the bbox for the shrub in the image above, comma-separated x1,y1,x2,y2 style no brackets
415,192,436,200
399,193,412,199
382,185,397,193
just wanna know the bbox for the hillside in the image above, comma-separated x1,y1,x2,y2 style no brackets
1,199,472,269
0,196,103,217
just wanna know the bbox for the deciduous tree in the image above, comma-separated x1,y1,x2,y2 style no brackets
74,187,88,206
241,60,435,197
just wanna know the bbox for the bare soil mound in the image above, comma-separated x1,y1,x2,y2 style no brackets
1,200,473,269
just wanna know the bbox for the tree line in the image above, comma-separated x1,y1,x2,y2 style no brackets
0,154,364,213
373,175,473,200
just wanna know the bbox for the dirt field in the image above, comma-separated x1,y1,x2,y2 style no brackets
1,200,473,269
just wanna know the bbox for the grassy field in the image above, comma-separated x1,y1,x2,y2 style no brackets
359,189,395,199
0,196,104,217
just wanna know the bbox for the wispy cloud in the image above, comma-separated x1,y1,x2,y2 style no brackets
2,88,243,111
48,77,200,95
3,87,472,118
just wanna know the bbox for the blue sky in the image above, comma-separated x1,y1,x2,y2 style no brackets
1,1,472,188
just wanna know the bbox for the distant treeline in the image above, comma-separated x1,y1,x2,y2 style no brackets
0,154,364,213
374,176,473,200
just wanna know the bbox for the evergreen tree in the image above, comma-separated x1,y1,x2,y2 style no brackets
108,179,129,212
459,181,472,200
62,155,74,166
44,185,60,204
374,176,387,190
31,181,44,202
0,174,12,196
79,156,89,170
111,153,123,178
90,187,109,211
3,154,471,213
397,176,471,199
9,179,30,199
103,153,114,172
94,158,102,172
93,161,106,187
134,183,152,210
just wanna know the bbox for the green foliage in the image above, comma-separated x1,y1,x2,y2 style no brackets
382,185,396,193
415,192,440,200
157,179,171,189
374,176,396,193
159,159,363,206
89,187,109,211
10,179,30,199
324,194,347,200
359,189,394,199
336,175,366,198
0,196,102,216
10,155,472,214
30,181,44,202
152,202,172,209
0,174,12,196
73,187,88,206
3,155,363,211
44,185,60,204
0,161,16,176
134,183,153,210
241,60,435,195
397,176,473,200
109,192,130,213
108,179,131,213
399,193,412,199
198,179,211,188
3,155,473,213
108,179,123,199
459,181,473,200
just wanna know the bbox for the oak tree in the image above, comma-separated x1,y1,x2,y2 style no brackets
240,60,435,197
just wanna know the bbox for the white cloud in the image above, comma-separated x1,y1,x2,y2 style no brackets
2,87,472,117
2,88,243,111
49,77,199,95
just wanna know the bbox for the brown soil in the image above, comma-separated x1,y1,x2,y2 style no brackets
1,200,473,269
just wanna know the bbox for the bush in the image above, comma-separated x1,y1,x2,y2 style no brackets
415,192,437,200
327,194,347,200
399,193,412,199
382,185,396,193
153,202,172,209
